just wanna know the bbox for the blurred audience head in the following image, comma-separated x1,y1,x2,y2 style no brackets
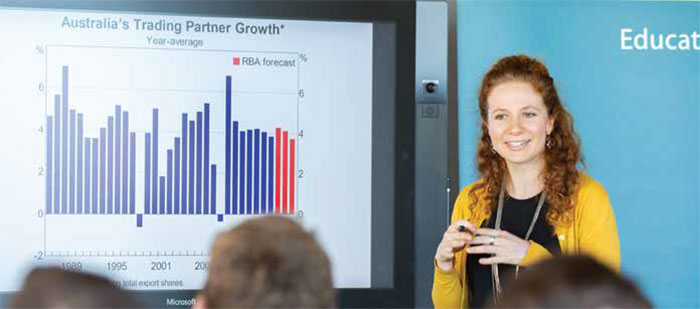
197,215,336,308
492,255,652,308
10,267,141,308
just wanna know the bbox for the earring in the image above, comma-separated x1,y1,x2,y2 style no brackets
491,147,497,154
546,135,553,149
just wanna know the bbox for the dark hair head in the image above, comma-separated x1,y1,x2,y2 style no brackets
10,267,142,308
202,216,336,308
470,54,583,227
492,255,652,308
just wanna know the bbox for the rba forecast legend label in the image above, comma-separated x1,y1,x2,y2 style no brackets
233,56,297,67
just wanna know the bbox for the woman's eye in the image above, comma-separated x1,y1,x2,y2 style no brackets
494,114,506,120
524,112,537,118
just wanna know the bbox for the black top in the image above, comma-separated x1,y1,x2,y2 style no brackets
466,193,561,308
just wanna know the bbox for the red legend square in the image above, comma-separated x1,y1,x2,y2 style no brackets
233,57,240,65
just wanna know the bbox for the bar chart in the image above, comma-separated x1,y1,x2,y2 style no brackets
41,45,301,257
1,8,374,290
45,67,298,226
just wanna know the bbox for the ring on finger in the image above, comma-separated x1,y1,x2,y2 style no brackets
489,236,496,245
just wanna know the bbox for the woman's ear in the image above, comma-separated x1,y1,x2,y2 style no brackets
546,117,554,135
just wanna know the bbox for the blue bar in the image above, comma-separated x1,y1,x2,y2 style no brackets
211,164,216,215
129,133,136,214
76,114,83,214
246,129,252,215
268,136,274,213
196,111,202,215
99,129,106,214
159,176,165,214
145,133,151,215
217,214,223,222
69,110,75,214
152,109,158,215
61,67,68,214
115,106,121,214
261,132,267,214
174,138,180,214
107,116,113,214
181,114,188,215
203,104,210,215
254,129,260,214
46,117,53,214
167,149,172,214
122,112,129,214
188,121,195,214
225,76,231,216
136,214,143,228
239,131,245,214
92,138,98,213
54,95,60,214
84,139,90,214
232,121,238,214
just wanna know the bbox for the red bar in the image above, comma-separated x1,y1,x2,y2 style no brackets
275,128,281,213
282,131,288,214
290,138,295,214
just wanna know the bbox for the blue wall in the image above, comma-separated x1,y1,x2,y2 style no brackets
457,1,700,307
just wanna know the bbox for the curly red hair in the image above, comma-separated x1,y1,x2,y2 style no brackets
469,55,583,227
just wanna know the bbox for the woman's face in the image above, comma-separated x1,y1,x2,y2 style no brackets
486,81,554,167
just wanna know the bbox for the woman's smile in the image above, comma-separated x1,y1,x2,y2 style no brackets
504,139,531,151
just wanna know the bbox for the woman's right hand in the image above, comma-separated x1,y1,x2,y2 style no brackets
435,220,477,272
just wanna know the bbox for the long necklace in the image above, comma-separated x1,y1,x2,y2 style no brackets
491,181,546,302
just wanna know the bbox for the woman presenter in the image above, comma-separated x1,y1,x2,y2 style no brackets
432,55,620,308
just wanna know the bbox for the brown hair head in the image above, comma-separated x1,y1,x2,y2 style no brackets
470,54,583,227
491,255,652,308
10,267,142,308
202,216,336,308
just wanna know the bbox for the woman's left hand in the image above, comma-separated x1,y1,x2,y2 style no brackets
466,228,531,265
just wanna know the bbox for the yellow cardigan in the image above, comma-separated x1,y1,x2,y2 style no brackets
432,172,620,309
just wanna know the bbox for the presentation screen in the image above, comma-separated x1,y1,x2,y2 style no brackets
0,2,409,305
